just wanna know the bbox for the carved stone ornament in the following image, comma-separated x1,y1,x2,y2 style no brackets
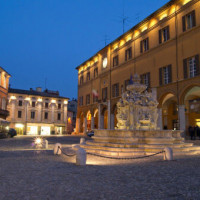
116,74,159,130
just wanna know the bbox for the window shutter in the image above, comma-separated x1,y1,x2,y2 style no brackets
125,50,127,61
147,72,151,88
130,48,132,59
112,85,115,97
159,68,163,86
182,16,186,32
140,41,143,53
192,10,196,27
168,64,172,83
195,54,199,75
140,75,143,84
147,37,149,50
117,83,119,97
183,58,188,79
167,26,170,40
159,29,162,44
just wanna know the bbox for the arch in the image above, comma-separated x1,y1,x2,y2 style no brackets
158,92,177,107
94,109,98,129
160,93,178,130
86,110,92,131
180,84,200,105
79,112,84,133
180,85,200,130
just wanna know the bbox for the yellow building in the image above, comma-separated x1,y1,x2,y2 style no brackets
7,87,69,135
76,0,200,135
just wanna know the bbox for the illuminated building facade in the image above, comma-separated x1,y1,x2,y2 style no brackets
76,0,200,135
0,67,11,120
7,87,69,135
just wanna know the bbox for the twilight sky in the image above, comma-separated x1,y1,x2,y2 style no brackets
0,0,170,99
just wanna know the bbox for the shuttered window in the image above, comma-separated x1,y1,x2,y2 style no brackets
140,38,149,53
102,87,108,102
125,47,132,61
140,72,151,88
182,10,196,32
124,79,130,91
112,83,119,98
159,26,170,44
86,94,90,105
113,55,119,67
159,65,172,85
183,55,199,79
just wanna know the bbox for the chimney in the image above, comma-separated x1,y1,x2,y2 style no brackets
36,87,42,92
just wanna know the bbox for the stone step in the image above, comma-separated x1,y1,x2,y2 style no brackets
86,141,194,148
81,143,200,153
92,136,184,144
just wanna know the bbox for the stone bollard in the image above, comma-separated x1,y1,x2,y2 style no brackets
54,143,62,155
45,139,48,149
80,138,85,145
163,147,173,161
76,147,86,166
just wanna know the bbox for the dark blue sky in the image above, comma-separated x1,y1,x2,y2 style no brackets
0,0,170,99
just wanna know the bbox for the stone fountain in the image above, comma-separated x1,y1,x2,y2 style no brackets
81,75,200,158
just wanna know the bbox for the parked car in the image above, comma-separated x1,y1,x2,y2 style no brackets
87,130,94,137
8,128,17,138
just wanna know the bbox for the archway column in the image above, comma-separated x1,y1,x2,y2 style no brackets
91,116,94,130
107,100,111,129
157,108,163,130
178,105,186,131
110,113,114,130
98,104,104,129
76,118,80,133
84,117,87,134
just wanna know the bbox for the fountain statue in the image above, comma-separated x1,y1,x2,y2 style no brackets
116,74,158,130
80,74,200,159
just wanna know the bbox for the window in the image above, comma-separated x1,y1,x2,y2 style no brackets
140,72,150,88
2,98,6,110
93,90,98,103
159,65,172,85
58,103,61,109
183,55,199,79
112,83,119,98
94,68,98,78
79,96,83,106
124,79,130,91
18,100,23,106
140,38,149,53
80,76,84,85
159,26,170,44
32,101,35,107
125,47,132,61
31,111,35,119
18,111,22,118
44,112,48,119
102,87,107,102
3,75,6,88
182,10,196,32
86,94,90,105
45,102,48,108
87,72,90,81
57,113,61,120
113,56,119,67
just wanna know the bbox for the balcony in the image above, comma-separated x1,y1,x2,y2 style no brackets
0,109,9,119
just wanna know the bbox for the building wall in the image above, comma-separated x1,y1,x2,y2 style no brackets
7,94,68,135
76,0,200,134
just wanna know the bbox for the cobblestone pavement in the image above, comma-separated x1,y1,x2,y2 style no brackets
0,137,200,200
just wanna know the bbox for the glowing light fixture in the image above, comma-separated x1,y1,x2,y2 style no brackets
126,35,132,42
149,19,157,27
113,44,118,50
134,30,140,37
94,56,98,63
141,26,147,32
120,40,125,47
51,99,56,103
183,0,191,5
38,98,43,102
64,100,68,104
25,97,30,101
15,123,24,128
160,13,167,20
10,96,16,100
